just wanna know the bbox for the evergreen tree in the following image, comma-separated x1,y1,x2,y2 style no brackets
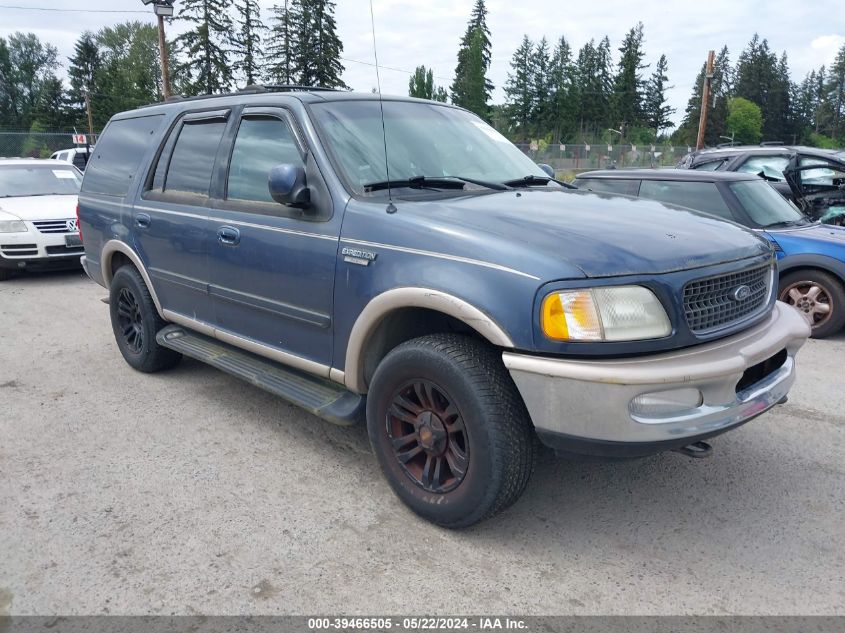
612,22,648,132
232,0,266,86
531,37,551,136
504,35,535,136
66,33,101,128
644,54,675,137
173,0,234,95
451,0,493,118
298,0,347,88
266,1,299,84
824,44,845,140
408,65,447,101
97,22,163,121
573,37,613,138
547,35,575,141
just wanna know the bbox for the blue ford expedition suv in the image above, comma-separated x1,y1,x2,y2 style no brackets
78,87,810,527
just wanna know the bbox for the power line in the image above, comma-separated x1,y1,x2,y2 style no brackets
0,4,147,13
340,56,452,83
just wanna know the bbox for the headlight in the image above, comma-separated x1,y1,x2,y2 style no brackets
0,220,27,233
541,286,671,341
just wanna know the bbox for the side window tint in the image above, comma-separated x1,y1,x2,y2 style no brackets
163,119,226,196
638,180,734,220
575,178,638,196
692,160,724,171
82,115,164,196
227,116,303,203
737,155,789,180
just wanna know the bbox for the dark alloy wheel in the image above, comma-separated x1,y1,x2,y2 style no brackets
387,379,469,494
778,270,845,338
109,265,181,372
115,287,145,354
367,333,535,528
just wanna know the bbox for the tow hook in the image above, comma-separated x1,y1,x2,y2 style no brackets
675,441,713,459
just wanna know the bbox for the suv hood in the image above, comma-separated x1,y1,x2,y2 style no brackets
0,194,78,221
397,189,771,279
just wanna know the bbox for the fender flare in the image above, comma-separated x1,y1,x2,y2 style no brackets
101,239,165,318
343,287,514,393
777,253,845,287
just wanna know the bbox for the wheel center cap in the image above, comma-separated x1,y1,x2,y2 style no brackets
417,412,446,452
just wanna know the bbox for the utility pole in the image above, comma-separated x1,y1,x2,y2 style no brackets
142,0,175,100
695,50,715,150
157,12,172,100
84,90,94,138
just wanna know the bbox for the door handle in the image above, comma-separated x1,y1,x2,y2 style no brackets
217,226,240,246
135,213,151,229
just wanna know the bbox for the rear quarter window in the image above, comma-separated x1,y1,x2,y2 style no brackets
574,178,639,196
82,115,164,196
638,180,734,220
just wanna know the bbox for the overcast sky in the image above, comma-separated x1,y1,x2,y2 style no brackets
1,0,843,129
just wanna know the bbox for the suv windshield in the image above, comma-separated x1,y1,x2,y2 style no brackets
0,164,82,197
729,179,806,227
310,100,547,195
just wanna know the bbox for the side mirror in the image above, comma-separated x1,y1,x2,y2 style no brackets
268,163,310,208
538,163,555,178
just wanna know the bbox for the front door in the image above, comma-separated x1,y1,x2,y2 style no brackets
207,107,340,371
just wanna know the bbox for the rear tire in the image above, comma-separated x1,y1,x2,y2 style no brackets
366,334,535,528
109,265,181,372
778,270,845,338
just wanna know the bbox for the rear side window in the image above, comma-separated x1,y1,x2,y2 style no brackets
82,115,164,196
691,159,726,171
164,120,226,196
575,178,639,196
638,180,734,220
736,155,789,180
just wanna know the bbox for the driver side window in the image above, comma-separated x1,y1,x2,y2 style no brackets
737,155,789,180
227,115,304,203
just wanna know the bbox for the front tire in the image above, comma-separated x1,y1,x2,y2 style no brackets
109,265,181,372
366,334,535,528
778,270,845,338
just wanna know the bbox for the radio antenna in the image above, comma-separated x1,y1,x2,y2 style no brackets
369,0,394,207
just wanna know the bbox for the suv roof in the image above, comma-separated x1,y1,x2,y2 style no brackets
576,168,759,183
127,85,455,118
687,145,839,161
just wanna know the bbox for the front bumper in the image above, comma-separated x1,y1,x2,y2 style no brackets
0,230,83,270
504,302,810,457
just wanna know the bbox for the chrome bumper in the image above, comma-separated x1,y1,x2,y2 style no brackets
504,302,810,451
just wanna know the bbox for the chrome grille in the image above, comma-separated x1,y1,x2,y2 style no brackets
683,264,771,333
33,219,76,234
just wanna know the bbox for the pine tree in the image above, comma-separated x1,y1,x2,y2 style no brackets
644,54,675,137
173,0,234,95
531,37,551,136
266,1,299,84
547,35,575,142
612,22,648,132
451,0,493,118
504,35,535,136
232,0,266,86
66,32,101,128
824,44,845,140
297,0,346,88
408,65,447,101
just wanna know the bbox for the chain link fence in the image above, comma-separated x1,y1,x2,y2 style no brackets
0,131,99,159
515,143,695,176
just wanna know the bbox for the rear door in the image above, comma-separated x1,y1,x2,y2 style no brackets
133,109,231,325
206,106,340,371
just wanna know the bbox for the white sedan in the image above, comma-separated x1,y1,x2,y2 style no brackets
0,159,83,281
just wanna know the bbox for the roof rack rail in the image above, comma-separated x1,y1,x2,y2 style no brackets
144,84,341,108
716,142,740,148
240,84,340,93
760,141,785,146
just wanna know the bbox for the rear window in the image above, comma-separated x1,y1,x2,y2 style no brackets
638,180,734,220
82,115,164,196
574,178,639,196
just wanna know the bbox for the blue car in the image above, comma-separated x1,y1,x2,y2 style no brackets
575,169,845,337
78,89,810,526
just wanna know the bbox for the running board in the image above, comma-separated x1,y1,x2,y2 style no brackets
156,325,364,426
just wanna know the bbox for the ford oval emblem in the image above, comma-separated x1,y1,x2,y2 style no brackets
730,284,752,302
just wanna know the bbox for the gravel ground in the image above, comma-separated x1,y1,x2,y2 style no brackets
1,269,843,616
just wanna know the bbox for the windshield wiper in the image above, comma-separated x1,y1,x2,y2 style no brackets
762,219,808,229
501,174,577,189
363,175,508,193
